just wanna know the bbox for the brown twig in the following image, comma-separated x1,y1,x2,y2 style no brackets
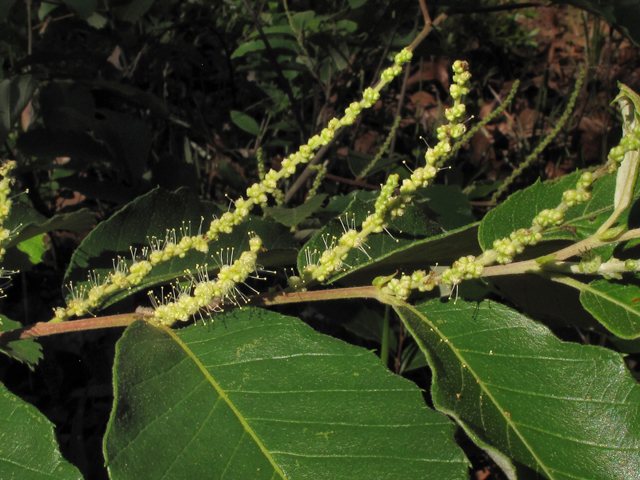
324,173,380,190
0,313,143,343
283,7,447,204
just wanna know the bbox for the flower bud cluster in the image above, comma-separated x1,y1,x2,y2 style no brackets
578,253,602,274
491,229,543,265
148,231,209,265
383,166,598,299
381,270,437,301
297,174,403,284
205,50,414,244
533,208,565,228
565,256,640,278
441,255,485,287
56,47,417,318
301,61,472,292
56,252,155,319
0,160,17,260
400,60,471,195
607,125,640,173
151,235,262,326
361,175,402,233
56,224,211,319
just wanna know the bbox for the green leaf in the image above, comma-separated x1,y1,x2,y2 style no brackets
263,194,326,227
0,315,42,369
579,278,640,339
104,309,469,479
15,233,47,266
85,12,107,29
420,185,475,231
348,0,368,9
230,110,261,136
65,187,297,310
0,382,81,478
478,171,640,251
112,0,154,23
2,201,95,250
396,298,640,480
231,38,300,59
0,75,38,144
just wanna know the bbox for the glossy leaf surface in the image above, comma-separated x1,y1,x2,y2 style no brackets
3,201,94,249
478,172,640,251
0,382,81,479
396,298,640,480
579,278,640,339
104,309,469,479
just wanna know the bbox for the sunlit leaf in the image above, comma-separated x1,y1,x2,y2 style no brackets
104,309,469,479
230,110,261,136
579,278,640,339
396,298,640,480
0,382,81,478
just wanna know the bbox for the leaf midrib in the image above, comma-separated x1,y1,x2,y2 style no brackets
162,324,288,479
397,302,557,480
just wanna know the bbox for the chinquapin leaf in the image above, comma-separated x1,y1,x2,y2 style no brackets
0,315,42,369
0,382,81,478
579,278,640,339
104,308,470,479
396,298,640,480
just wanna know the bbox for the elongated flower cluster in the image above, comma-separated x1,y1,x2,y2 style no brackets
0,160,17,259
382,164,605,301
293,61,472,287
56,250,155,319
0,160,17,297
205,47,415,243
150,235,262,326
55,47,418,320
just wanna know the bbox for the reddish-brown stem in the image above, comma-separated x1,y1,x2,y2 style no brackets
324,173,380,190
0,286,402,342
251,285,388,306
0,313,143,343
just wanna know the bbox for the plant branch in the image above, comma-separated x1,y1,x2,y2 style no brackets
0,312,145,342
283,8,446,204
479,227,640,279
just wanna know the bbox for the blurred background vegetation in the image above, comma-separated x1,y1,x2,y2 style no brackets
2,1,640,478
